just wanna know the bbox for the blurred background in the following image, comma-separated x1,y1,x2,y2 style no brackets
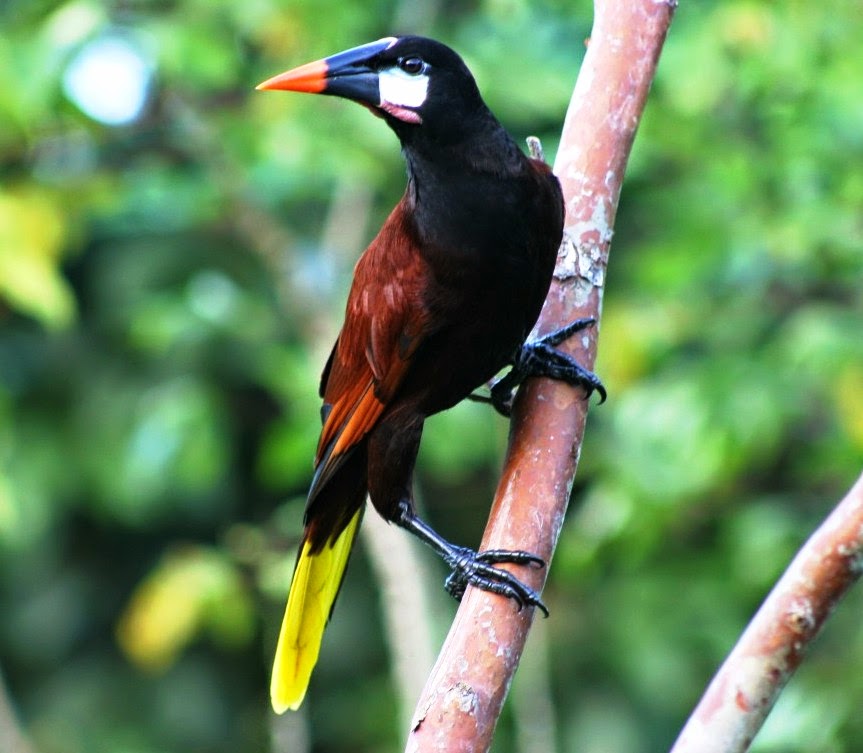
1,0,862,751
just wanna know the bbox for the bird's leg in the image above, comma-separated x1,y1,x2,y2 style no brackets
466,368,521,416
393,501,548,616
473,317,606,417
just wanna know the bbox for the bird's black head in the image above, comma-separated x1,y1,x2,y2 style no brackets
257,36,495,147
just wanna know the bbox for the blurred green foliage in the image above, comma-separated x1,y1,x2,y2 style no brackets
1,1,862,752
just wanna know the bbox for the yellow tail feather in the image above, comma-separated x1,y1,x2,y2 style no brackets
270,509,362,713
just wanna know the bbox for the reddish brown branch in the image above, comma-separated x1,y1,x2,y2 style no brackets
670,470,863,753
404,2,676,751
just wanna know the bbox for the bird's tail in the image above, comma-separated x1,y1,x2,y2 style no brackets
270,507,363,713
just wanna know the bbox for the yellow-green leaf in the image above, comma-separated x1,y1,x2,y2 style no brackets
0,188,75,329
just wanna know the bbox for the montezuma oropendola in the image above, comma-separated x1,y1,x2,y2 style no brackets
258,36,604,713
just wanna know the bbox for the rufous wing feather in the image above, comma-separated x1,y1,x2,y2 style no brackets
308,204,432,502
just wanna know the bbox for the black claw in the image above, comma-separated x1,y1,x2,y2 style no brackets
469,372,518,418
394,503,549,617
516,318,606,403
443,545,549,617
468,317,606,416
444,571,467,602
473,548,545,569
535,317,596,348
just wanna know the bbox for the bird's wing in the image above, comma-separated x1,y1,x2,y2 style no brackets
309,204,432,503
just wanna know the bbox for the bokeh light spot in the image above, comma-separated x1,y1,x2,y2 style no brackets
63,35,153,125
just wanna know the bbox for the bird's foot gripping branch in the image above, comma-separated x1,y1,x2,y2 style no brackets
471,317,607,417
394,502,548,616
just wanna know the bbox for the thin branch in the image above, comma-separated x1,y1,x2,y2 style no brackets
510,617,558,753
362,511,439,732
404,2,676,751
670,470,863,753
0,668,37,753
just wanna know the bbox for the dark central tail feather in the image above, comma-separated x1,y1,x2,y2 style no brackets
304,443,369,551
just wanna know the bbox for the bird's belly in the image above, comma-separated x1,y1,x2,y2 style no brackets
405,219,559,417
408,287,540,416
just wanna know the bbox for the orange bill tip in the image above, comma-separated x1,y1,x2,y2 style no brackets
256,59,328,93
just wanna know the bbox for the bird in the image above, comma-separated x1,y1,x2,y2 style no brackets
257,35,604,713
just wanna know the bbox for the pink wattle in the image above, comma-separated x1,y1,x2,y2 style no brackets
380,101,423,124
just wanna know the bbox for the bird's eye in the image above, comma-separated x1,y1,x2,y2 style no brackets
398,57,425,75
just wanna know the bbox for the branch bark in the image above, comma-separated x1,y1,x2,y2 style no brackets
405,2,676,751
670,470,863,753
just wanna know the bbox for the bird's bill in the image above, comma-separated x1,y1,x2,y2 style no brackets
256,37,396,105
